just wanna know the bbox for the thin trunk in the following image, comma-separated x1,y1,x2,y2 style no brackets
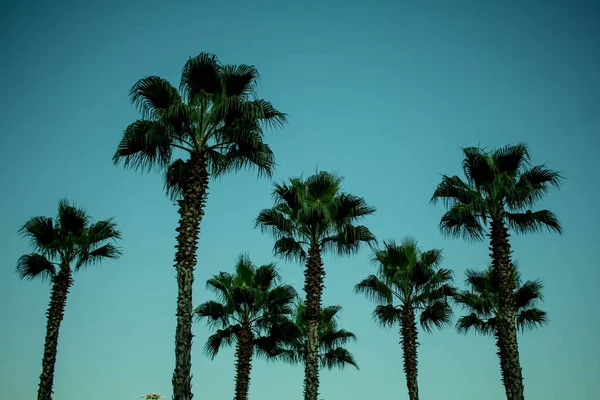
37,265,73,400
234,327,254,400
490,217,525,400
400,306,419,400
172,152,209,400
303,243,325,400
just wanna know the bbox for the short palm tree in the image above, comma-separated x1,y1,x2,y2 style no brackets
113,52,286,400
431,143,562,400
255,171,376,400
194,254,296,400
455,265,547,383
16,199,121,400
272,301,359,371
355,238,454,400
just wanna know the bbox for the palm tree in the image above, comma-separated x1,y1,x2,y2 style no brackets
194,254,297,400
272,301,359,371
355,238,454,400
455,265,547,383
431,143,562,400
255,171,376,400
16,199,121,400
113,52,286,400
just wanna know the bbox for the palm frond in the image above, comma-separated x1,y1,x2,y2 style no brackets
330,193,377,224
354,275,393,303
505,210,563,235
76,243,122,269
321,224,376,256
113,120,174,172
221,64,259,98
179,52,222,102
456,313,495,336
163,158,190,201
255,209,294,239
516,308,548,332
514,279,544,309
431,175,480,208
439,204,486,242
216,137,276,178
253,263,279,290
508,165,563,209
420,300,453,332
204,327,236,359
272,237,307,263
129,76,182,119
461,146,494,187
206,271,234,299
194,300,229,328
373,304,401,327
491,143,530,177
16,254,56,282
86,218,122,244
304,171,343,206
321,347,359,370
18,216,55,254
57,199,89,237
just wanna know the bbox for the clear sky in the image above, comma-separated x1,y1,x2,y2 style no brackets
0,0,598,399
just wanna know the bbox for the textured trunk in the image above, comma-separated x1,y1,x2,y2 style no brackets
400,306,419,400
172,152,209,400
489,217,525,400
37,265,73,400
303,243,325,400
234,327,254,400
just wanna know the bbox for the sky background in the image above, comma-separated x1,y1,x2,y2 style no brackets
1,0,598,399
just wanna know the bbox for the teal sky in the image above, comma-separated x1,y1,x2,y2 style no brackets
1,0,598,399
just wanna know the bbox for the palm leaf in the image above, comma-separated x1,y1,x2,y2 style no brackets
420,300,453,332
129,76,182,119
16,254,56,282
505,210,563,234
113,120,174,172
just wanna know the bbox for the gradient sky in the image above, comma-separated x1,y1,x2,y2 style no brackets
1,0,598,399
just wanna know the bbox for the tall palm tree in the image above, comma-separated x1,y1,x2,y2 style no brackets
194,254,296,400
355,238,454,400
272,301,359,371
113,53,286,400
255,171,376,400
431,143,562,400
455,265,547,382
16,199,121,400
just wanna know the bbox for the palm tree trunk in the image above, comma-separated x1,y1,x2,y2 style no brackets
234,327,254,400
303,243,325,400
400,306,419,400
172,152,209,400
37,265,72,400
489,217,525,400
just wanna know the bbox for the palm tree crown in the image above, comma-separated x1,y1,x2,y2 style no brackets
255,171,376,261
273,302,359,370
113,52,287,199
17,199,122,278
355,238,454,331
194,254,297,359
455,265,547,335
430,143,563,241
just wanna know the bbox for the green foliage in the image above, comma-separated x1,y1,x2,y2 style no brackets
431,143,563,241
16,199,122,280
113,52,287,200
194,254,297,359
355,237,454,333
271,302,359,370
255,171,376,260
454,264,548,335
